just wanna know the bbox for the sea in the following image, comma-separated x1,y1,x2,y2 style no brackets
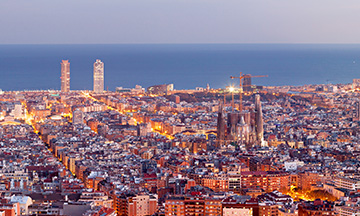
1,44,360,91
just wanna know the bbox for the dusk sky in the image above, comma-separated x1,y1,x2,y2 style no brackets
1,0,360,44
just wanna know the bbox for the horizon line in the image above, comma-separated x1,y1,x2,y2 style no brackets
2,42,360,46
0,82,353,92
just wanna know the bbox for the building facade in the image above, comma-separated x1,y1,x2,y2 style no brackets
73,109,84,125
147,84,173,95
243,74,252,92
165,196,222,216
61,60,70,92
128,195,157,216
93,59,104,93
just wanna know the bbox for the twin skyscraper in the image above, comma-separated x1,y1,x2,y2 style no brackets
60,59,104,93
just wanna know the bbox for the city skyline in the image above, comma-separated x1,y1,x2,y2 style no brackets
1,1,360,215
1,44,359,92
0,80,358,215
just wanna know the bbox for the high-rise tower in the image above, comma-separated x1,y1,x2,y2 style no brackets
61,60,70,92
93,59,104,93
255,94,264,145
243,74,252,92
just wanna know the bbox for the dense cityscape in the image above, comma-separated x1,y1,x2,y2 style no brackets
1,59,360,216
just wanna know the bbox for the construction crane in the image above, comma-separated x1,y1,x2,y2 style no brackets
230,72,268,113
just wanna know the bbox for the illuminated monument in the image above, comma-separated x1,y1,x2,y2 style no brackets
93,59,104,93
255,94,265,146
60,60,70,92
216,102,226,148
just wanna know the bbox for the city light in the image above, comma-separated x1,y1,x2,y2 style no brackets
229,86,235,92
0,50,357,215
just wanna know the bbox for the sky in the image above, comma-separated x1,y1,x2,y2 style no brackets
1,0,360,44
